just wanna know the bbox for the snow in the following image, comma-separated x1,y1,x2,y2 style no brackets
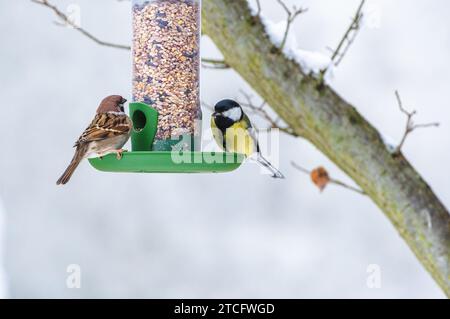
290,49,334,79
0,198,8,299
247,0,259,16
247,0,334,82
421,209,433,230
380,133,397,153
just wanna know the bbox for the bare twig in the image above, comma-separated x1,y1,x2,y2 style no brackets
394,91,440,154
329,0,366,68
33,0,229,68
201,58,230,69
291,162,366,195
276,0,308,51
256,0,262,16
201,101,214,112
32,0,131,50
238,91,298,137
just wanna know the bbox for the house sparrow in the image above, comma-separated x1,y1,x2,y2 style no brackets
56,95,132,185
211,99,285,179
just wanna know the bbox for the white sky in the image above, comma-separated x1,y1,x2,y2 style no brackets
0,0,448,298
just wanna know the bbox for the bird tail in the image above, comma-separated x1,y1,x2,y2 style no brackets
255,153,285,179
56,146,87,185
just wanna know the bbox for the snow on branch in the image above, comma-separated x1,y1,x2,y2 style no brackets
275,0,308,52
249,0,368,84
248,1,333,82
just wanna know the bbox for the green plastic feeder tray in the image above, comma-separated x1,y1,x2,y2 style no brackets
89,151,244,173
88,102,244,174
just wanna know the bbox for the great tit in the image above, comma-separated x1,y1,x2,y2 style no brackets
211,99,285,179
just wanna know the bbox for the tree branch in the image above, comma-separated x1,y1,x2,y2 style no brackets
201,58,230,69
32,0,131,50
238,90,298,137
275,0,308,51
329,0,366,67
256,0,262,17
32,0,229,67
203,0,450,296
394,91,440,155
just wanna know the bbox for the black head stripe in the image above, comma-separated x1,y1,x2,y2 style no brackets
214,99,241,113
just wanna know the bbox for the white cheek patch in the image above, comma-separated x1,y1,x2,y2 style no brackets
223,107,242,121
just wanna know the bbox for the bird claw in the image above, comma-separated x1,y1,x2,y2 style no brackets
116,149,124,160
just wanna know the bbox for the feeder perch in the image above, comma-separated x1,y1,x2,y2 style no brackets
89,0,244,174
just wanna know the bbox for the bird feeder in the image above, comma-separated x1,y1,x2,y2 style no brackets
89,0,244,173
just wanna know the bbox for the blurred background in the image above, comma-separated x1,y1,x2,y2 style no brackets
0,0,448,298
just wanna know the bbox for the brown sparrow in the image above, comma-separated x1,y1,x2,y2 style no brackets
57,95,132,185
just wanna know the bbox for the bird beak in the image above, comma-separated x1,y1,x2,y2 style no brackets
121,98,127,105
212,112,218,118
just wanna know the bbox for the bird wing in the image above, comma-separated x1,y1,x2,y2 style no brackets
211,116,226,151
75,113,131,147
242,113,260,153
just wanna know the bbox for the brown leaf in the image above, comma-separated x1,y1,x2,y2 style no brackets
311,167,330,192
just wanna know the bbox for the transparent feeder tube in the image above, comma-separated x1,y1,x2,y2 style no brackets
132,0,201,151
